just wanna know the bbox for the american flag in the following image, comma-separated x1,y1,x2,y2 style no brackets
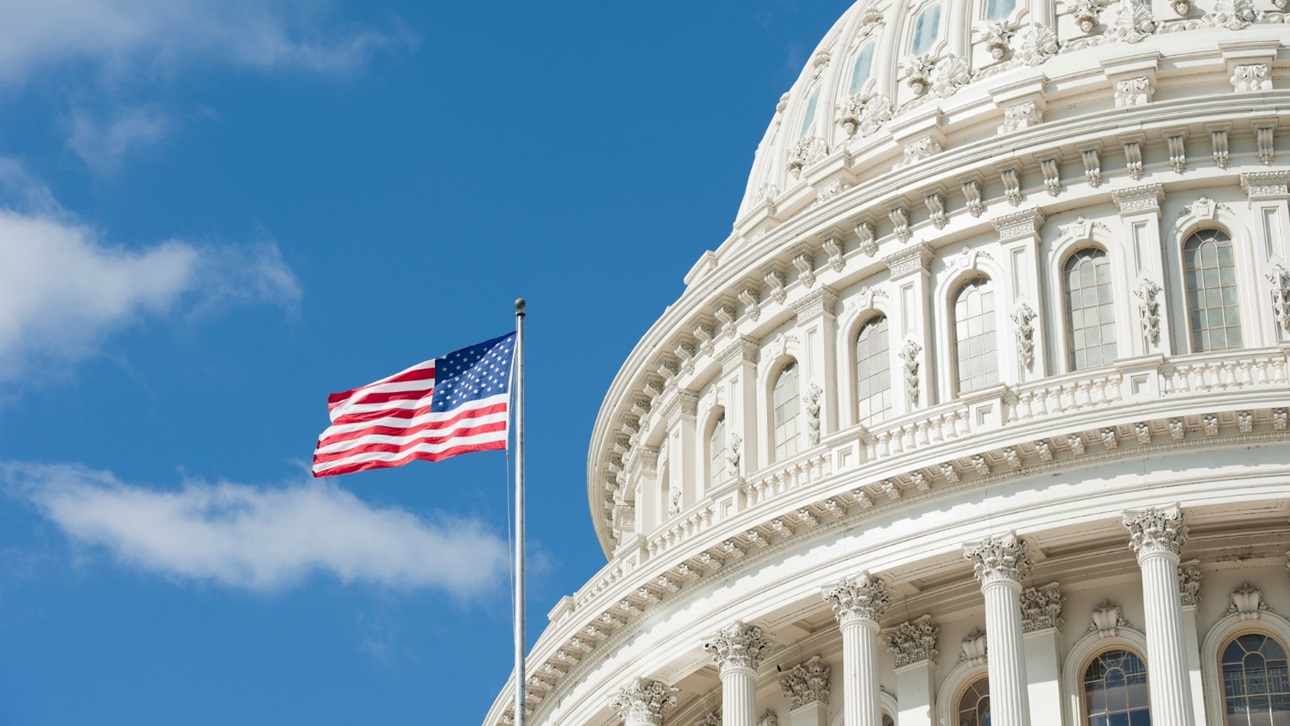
312,333,516,477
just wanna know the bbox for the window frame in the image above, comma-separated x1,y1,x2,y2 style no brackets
1062,246,1119,371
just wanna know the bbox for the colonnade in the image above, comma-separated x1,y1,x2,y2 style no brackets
609,506,1195,726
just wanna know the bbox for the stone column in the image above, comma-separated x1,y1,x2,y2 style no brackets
1019,583,1064,726
823,573,891,726
964,533,1033,726
992,209,1048,383
609,678,678,726
706,621,773,726
884,615,939,726
1124,506,1195,726
779,656,831,726
1178,560,1207,725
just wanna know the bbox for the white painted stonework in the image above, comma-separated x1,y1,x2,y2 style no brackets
486,0,1290,724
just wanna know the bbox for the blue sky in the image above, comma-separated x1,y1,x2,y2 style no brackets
0,2,849,723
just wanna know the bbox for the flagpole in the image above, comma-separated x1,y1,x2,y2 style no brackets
513,298,527,726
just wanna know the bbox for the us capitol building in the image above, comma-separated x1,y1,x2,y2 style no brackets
486,0,1290,723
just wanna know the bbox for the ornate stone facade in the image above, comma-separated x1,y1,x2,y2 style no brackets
487,1,1290,723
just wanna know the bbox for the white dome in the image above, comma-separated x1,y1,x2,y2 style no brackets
489,0,1290,723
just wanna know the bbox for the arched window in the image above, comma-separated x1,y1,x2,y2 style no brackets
856,315,892,424
953,277,999,394
772,360,800,461
882,714,895,726
1221,633,1290,725
849,41,876,94
984,0,1017,20
911,4,942,55
709,412,727,488
957,676,990,726
799,86,821,139
1084,649,1150,725
1065,248,1117,370
1184,229,1243,352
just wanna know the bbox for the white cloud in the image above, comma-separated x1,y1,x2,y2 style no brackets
66,104,173,173
6,462,509,596
0,164,302,383
0,0,412,85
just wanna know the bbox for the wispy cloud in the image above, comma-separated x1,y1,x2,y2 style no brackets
0,0,414,86
5,462,509,596
66,103,173,173
0,160,301,384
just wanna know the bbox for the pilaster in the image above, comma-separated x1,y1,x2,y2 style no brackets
885,616,938,726
1111,184,1172,356
992,209,1049,382
779,656,830,726
882,243,934,412
718,337,760,476
1019,583,1064,726
793,286,839,443
1241,171,1290,344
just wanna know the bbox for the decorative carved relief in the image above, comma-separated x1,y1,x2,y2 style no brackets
1089,599,1132,638
1212,129,1230,169
1134,278,1162,346
1115,77,1154,107
900,339,921,407
901,54,936,96
1124,140,1144,180
1021,583,1065,632
902,136,943,167
705,621,773,671
889,206,912,241
1040,158,1061,195
1227,582,1272,620
1082,149,1104,187
779,655,831,708
962,179,985,216
959,628,988,665
788,137,829,178
1000,101,1043,135
1124,505,1188,556
1168,135,1187,173
824,571,892,626
608,678,678,726
1072,0,1105,33
1179,560,1202,606
1209,0,1256,29
926,192,948,229
855,221,878,257
965,532,1033,584
1012,302,1037,370
931,54,971,98
982,21,1014,60
884,615,939,667
822,237,845,272
759,710,779,726
1231,63,1271,92
1013,23,1059,65
1109,0,1157,43
1268,264,1290,333
1001,168,1022,206
738,287,761,322
838,93,895,137
806,384,823,445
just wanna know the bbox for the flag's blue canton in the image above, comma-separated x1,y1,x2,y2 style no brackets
430,332,516,412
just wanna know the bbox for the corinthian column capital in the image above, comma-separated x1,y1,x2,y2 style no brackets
1123,505,1188,558
964,532,1033,584
608,678,678,726
705,620,773,672
822,571,891,624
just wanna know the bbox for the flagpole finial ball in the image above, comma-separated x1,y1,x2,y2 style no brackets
515,298,526,312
